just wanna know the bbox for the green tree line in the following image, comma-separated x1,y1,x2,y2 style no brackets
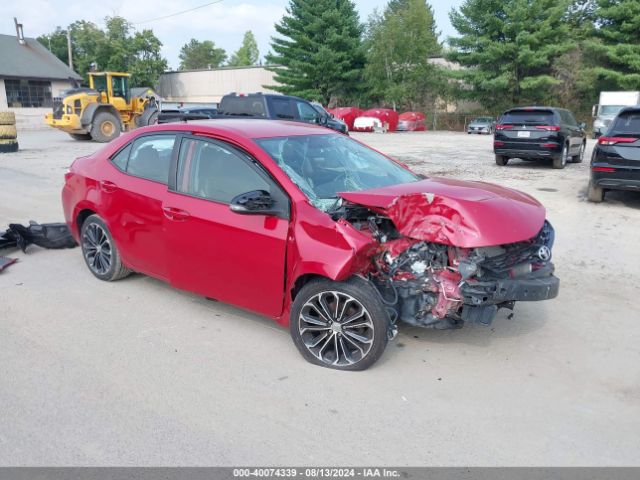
38,20,261,87
267,0,640,117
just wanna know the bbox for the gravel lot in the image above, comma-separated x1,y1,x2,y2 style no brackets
0,129,639,466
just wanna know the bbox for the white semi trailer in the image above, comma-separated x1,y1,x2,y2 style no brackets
592,91,640,138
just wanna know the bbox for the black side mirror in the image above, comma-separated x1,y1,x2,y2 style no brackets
230,190,280,215
578,122,587,129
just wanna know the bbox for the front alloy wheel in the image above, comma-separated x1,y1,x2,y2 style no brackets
299,291,374,367
290,278,390,370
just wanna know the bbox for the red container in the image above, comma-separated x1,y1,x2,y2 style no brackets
353,109,399,132
398,112,426,131
327,107,363,131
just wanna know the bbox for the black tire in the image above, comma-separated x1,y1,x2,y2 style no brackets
90,112,121,143
80,214,131,281
290,276,390,371
553,144,568,169
587,180,605,203
495,155,509,166
0,111,16,125
572,142,586,163
138,108,159,127
0,124,17,139
0,140,18,153
68,133,92,141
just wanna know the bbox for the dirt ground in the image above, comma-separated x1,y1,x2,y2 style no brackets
0,129,638,466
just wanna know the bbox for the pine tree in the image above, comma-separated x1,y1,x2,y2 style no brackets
448,0,575,110
266,0,365,104
228,31,260,67
585,0,640,89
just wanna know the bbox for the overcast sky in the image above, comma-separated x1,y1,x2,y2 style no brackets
3,0,464,70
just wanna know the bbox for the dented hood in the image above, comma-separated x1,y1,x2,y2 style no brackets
339,178,546,247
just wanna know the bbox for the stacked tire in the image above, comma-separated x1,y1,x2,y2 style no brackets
0,112,18,153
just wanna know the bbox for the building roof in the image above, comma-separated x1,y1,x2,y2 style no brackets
0,33,82,81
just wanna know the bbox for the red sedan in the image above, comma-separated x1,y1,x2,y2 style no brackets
62,120,559,370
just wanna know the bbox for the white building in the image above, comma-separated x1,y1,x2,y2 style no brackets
159,65,279,105
0,32,82,129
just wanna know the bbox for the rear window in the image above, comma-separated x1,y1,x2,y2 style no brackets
500,110,556,125
219,96,266,117
610,111,640,137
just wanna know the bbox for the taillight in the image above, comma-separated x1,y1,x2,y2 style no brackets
536,125,561,131
495,124,513,130
592,166,616,172
542,143,558,148
494,140,505,147
598,137,638,146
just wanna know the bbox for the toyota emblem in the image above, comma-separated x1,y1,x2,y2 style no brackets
537,246,551,261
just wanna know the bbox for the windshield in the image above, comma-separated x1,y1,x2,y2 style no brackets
600,105,625,116
610,111,640,137
255,134,420,211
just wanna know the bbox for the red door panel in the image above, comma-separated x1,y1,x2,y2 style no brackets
99,170,169,280
164,192,288,317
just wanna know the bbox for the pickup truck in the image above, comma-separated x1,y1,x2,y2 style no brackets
217,93,348,134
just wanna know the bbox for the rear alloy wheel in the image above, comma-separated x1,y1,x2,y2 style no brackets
572,142,586,163
81,215,131,281
90,112,121,143
587,180,605,203
290,277,389,371
553,144,568,169
495,155,509,166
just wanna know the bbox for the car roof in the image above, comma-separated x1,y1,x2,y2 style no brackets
139,118,332,139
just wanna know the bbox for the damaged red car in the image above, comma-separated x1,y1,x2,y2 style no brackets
62,120,559,370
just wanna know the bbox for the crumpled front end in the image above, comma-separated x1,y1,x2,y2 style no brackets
333,181,559,329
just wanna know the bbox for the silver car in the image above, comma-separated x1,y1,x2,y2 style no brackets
467,116,495,134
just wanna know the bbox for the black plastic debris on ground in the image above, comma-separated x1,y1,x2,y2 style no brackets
0,256,17,272
0,221,77,253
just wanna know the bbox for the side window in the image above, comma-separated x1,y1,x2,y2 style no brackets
269,98,295,120
566,112,578,126
111,143,132,171
127,135,175,184
176,138,271,203
296,101,319,122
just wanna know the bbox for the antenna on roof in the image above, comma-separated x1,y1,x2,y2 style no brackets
14,18,25,45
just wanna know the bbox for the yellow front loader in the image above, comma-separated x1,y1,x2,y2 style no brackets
45,72,159,142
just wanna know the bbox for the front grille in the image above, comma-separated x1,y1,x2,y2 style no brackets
476,221,554,275
52,98,64,119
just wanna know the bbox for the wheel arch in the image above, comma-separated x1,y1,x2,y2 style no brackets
81,103,121,129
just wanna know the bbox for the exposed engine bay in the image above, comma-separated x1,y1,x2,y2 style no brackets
332,202,558,331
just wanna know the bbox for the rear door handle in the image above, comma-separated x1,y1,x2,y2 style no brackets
99,180,117,193
163,206,190,221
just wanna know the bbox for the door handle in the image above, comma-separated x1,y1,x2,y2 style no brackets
163,206,190,221
99,180,117,193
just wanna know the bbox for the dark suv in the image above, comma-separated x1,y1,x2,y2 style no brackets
494,107,587,169
218,93,348,134
588,106,640,202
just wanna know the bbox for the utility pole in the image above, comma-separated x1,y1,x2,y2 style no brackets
67,29,73,70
